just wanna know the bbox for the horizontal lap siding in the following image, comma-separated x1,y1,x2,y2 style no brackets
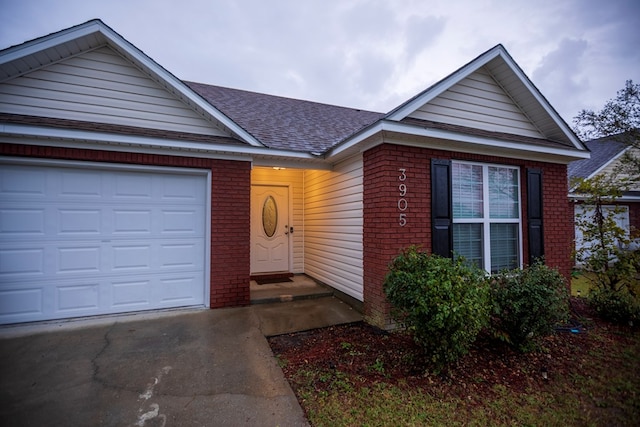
0,47,226,136
408,67,543,138
597,147,640,191
251,167,305,273
304,156,363,300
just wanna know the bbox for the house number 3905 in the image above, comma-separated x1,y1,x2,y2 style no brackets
398,168,407,226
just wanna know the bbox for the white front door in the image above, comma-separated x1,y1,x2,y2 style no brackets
251,185,290,274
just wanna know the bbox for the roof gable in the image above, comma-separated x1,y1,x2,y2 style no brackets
568,136,629,180
406,66,544,139
0,19,263,147
1,46,234,137
386,45,584,150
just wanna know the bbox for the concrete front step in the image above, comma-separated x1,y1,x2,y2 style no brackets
250,275,334,304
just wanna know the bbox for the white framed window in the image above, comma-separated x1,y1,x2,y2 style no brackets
452,161,522,273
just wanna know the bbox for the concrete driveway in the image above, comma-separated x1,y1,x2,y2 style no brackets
0,304,325,426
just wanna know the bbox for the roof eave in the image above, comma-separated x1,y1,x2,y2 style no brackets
0,123,325,165
327,120,590,164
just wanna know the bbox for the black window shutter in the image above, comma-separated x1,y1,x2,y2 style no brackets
526,168,544,264
431,159,453,257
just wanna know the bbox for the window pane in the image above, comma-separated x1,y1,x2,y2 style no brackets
453,223,483,268
453,163,483,218
489,167,519,219
490,223,519,272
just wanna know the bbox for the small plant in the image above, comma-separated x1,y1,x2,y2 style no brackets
369,357,386,375
383,246,490,372
490,262,570,351
588,286,639,324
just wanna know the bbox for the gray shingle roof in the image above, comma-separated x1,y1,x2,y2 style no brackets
185,82,384,154
568,135,627,180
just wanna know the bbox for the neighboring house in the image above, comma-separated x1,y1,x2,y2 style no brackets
0,20,589,327
568,136,640,258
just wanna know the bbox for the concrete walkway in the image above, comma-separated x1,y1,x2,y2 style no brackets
0,295,362,426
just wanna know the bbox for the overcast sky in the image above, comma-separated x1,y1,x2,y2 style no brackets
1,0,638,125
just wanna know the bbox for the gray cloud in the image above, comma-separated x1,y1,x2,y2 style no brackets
532,38,590,120
0,0,638,120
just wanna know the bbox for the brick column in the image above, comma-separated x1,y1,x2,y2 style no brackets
209,160,252,308
540,163,573,280
362,144,431,328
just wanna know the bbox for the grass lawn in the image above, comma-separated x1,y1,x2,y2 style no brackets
270,291,640,426
571,271,594,297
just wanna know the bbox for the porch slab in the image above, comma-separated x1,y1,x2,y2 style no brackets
250,274,333,304
252,296,363,337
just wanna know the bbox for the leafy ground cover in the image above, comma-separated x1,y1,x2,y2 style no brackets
269,297,639,426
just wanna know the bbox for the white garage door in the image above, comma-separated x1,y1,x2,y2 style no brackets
0,161,208,324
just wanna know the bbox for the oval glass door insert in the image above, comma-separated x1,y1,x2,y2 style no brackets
262,195,278,237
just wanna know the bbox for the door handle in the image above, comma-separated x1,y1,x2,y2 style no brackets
284,225,294,235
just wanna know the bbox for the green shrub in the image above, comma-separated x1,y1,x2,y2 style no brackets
383,247,490,372
588,286,639,324
490,263,570,351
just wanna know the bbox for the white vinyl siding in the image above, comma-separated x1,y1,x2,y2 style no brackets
304,155,363,301
0,46,227,137
574,204,631,264
251,167,305,273
408,66,543,138
596,147,640,192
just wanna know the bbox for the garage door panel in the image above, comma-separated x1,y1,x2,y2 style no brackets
59,170,102,198
112,244,151,271
160,242,200,268
57,246,101,273
0,163,207,324
0,208,46,235
0,166,46,197
114,173,153,199
112,279,151,307
0,287,43,319
161,175,205,200
58,208,102,235
161,209,202,234
113,209,152,234
158,275,203,304
57,283,100,311
0,247,45,276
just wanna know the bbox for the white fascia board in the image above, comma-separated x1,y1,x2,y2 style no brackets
387,47,503,121
328,120,590,163
0,20,105,64
569,193,640,202
325,121,385,159
585,146,631,180
385,121,590,161
0,123,319,161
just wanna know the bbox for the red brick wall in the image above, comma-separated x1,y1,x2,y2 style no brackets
0,143,252,308
209,160,251,308
363,143,572,328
